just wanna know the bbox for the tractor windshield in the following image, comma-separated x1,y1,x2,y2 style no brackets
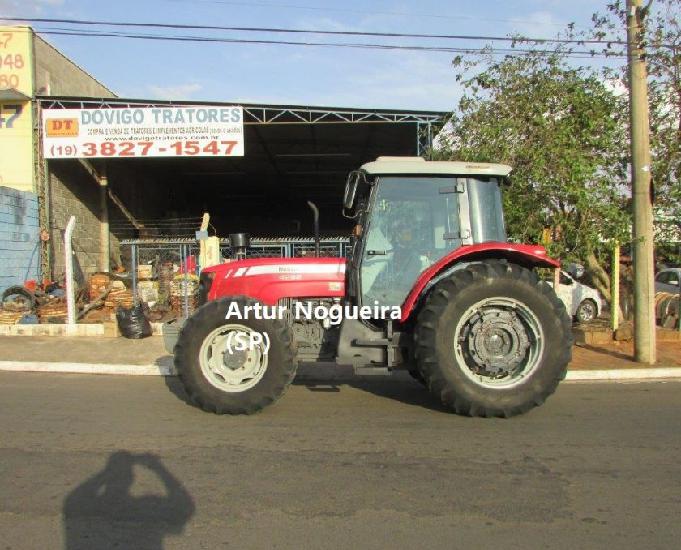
360,176,505,308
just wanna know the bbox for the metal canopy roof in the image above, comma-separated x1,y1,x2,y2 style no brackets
38,97,448,234
37,96,444,125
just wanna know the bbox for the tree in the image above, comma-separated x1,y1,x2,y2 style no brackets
592,0,681,263
437,51,630,301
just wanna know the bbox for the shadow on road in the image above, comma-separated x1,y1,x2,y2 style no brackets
63,451,195,550
163,374,194,406
162,367,448,413
297,377,451,413
576,343,635,362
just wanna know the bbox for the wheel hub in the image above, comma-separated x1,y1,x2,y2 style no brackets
199,325,268,392
467,310,530,375
222,346,248,370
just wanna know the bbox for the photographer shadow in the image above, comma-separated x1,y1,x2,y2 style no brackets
63,451,195,550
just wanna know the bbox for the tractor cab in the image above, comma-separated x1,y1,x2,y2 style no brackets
343,157,511,309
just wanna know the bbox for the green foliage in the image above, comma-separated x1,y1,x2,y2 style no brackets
438,51,631,265
593,0,681,261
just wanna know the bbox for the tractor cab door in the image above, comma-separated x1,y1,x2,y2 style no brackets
358,176,471,308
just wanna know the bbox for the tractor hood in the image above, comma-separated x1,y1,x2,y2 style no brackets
203,257,346,305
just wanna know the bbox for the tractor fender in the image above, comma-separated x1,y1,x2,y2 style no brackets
400,242,560,321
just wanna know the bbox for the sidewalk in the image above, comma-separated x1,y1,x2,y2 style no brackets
0,335,679,381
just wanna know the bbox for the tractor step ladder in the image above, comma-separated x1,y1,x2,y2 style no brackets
352,321,400,374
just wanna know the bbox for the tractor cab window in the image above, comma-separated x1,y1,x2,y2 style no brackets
361,177,463,308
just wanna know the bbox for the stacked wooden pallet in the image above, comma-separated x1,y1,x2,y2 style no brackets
104,288,134,309
0,309,27,325
37,300,68,323
89,273,110,301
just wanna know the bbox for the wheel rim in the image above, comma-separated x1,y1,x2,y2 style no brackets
199,324,268,393
578,301,595,322
453,297,544,389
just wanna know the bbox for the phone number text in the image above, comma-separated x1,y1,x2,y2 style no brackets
48,140,240,158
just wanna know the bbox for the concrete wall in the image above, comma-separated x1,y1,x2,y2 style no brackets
0,186,40,293
33,35,116,98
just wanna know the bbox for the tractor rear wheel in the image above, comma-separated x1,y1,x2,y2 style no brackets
415,261,571,417
174,297,297,414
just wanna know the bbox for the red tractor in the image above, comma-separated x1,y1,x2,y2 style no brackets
173,157,572,417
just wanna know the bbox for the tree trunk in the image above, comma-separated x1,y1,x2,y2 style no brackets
585,251,612,303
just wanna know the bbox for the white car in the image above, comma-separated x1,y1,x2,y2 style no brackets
655,268,681,294
548,271,603,323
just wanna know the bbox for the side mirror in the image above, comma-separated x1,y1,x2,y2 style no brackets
342,171,362,218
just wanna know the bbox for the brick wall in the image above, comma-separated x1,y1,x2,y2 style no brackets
49,162,101,282
48,162,126,282
0,186,40,293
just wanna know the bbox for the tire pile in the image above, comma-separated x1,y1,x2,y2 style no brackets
655,292,680,329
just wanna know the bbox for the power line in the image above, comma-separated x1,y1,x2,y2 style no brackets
1,15,628,46
35,28,627,58
162,0,586,29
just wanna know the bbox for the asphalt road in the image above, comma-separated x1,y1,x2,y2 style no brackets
1,373,680,549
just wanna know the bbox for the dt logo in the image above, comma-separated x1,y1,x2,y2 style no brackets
46,118,79,137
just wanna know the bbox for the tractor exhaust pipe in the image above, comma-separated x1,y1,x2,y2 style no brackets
307,201,320,257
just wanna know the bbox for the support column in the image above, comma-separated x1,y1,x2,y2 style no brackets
99,165,110,272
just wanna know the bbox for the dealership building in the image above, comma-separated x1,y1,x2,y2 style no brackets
0,25,445,292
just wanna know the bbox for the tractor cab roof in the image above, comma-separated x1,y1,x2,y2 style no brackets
360,156,512,177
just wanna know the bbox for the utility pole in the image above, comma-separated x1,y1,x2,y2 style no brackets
627,0,656,364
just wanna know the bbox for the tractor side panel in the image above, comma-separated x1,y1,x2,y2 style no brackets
400,242,560,321
207,259,346,305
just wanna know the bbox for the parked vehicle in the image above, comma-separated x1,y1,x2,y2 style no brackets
548,271,603,323
655,268,681,294
171,157,572,417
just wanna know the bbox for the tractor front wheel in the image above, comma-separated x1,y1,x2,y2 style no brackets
415,261,571,417
174,297,297,414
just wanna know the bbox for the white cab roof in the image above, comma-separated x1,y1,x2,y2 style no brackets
360,156,512,177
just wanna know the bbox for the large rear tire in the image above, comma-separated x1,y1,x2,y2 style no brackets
415,261,571,417
174,297,297,414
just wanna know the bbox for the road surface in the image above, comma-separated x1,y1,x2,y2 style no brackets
0,372,680,549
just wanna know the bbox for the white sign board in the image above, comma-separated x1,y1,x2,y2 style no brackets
42,106,244,158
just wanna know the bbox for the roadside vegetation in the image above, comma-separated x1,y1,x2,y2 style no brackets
436,0,680,302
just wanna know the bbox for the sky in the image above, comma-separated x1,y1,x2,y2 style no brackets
1,0,624,111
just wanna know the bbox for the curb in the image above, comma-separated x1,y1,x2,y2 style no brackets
0,361,175,376
1,361,681,381
564,367,681,381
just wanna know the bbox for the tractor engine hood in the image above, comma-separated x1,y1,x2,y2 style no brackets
202,257,346,306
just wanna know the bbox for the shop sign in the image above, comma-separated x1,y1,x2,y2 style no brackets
0,26,32,97
0,26,34,192
42,106,244,158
